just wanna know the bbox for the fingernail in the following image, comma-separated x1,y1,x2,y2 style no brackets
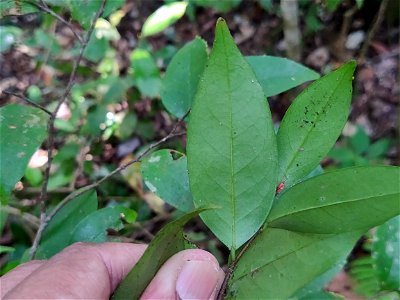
176,260,220,299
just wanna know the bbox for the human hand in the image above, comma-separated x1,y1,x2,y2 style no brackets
1,242,225,299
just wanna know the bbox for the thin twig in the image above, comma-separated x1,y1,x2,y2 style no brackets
30,0,83,44
3,90,52,116
359,0,389,61
29,112,186,259
47,131,185,223
29,0,107,260
1,206,40,229
217,229,261,300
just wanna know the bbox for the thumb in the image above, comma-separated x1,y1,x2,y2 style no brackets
141,249,225,300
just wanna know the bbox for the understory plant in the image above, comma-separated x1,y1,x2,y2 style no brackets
112,19,400,299
1,2,399,298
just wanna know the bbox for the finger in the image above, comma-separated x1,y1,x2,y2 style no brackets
1,260,45,297
141,249,225,300
4,242,147,299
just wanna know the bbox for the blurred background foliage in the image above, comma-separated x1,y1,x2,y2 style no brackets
0,0,398,298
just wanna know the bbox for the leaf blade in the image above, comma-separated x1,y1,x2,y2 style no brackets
187,19,277,250
141,2,187,37
372,215,400,290
246,56,320,97
0,104,48,201
227,228,361,299
141,150,194,212
35,191,98,259
70,206,137,243
160,37,208,118
112,207,210,300
276,61,356,188
268,166,400,234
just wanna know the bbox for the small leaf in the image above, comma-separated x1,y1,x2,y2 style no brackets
83,29,109,62
350,126,370,155
141,150,194,212
115,112,137,140
161,37,208,118
187,19,277,250
70,206,137,243
131,49,161,97
325,0,341,12
356,0,364,9
141,2,188,37
227,228,361,299
0,245,15,254
68,0,125,29
246,56,320,97
0,105,48,202
372,215,400,290
35,191,98,259
112,207,211,300
367,138,391,159
276,61,356,188
268,166,400,234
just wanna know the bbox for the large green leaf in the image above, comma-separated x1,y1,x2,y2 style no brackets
372,215,400,290
131,49,161,97
160,37,208,118
187,19,277,250
70,206,137,243
0,105,48,201
226,228,361,299
112,207,210,300
268,166,400,234
35,191,98,259
141,2,188,37
141,150,194,212
276,61,356,189
245,56,320,97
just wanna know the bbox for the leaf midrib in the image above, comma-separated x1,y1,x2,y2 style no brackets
220,29,237,250
269,191,398,223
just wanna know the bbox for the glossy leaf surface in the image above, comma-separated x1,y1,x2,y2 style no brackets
0,105,48,201
227,228,360,299
246,56,320,97
372,215,400,290
268,166,400,233
161,37,208,118
70,206,137,243
141,2,187,37
35,191,98,259
112,207,209,300
276,61,356,188
187,19,277,250
141,150,194,212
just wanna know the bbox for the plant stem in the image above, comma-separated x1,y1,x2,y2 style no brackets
2,91,52,116
29,0,107,260
359,0,389,61
217,229,261,300
29,113,187,259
